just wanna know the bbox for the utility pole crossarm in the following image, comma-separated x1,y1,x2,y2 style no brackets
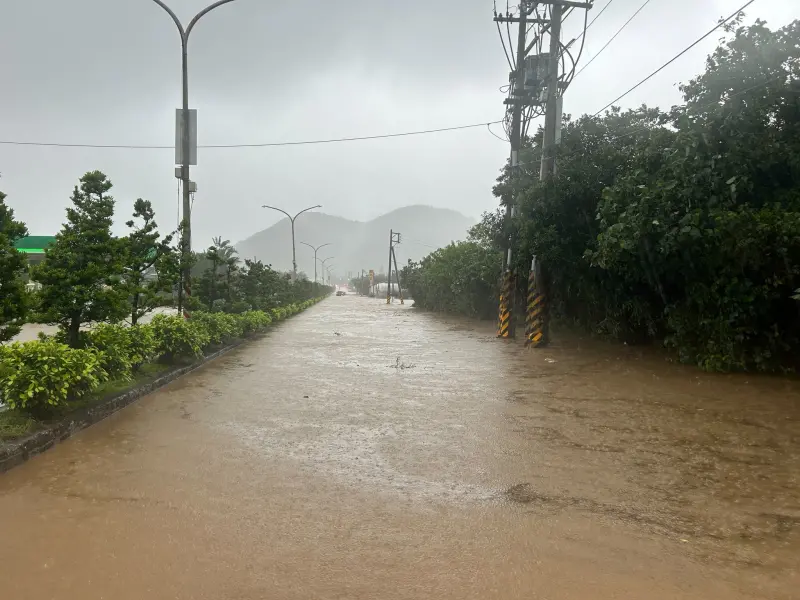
494,16,548,24
536,0,593,7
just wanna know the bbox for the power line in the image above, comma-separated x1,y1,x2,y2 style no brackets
0,120,504,151
593,0,760,116
568,0,617,49
575,0,654,78
587,0,617,30
487,122,509,142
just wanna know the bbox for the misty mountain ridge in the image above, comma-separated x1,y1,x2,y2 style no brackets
235,205,475,277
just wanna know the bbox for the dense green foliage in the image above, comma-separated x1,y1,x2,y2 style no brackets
195,250,323,313
0,190,29,342
34,172,129,347
150,314,212,362
407,20,800,372
404,241,502,319
122,199,178,325
0,340,107,416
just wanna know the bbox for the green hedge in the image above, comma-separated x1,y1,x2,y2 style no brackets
0,297,325,418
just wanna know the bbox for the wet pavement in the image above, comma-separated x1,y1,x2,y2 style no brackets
0,296,798,599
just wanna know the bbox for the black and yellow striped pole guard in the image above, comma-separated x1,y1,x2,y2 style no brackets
497,269,515,339
525,258,546,347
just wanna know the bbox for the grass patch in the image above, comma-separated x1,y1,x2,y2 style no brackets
63,362,173,414
0,411,38,441
1,362,174,439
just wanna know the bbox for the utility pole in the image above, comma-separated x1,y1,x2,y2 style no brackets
391,243,404,305
494,0,593,347
386,230,393,304
540,2,562,180
494,0,529,339
386,230,401,304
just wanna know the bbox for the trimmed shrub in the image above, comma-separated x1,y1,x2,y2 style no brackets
192,312,240,345
85,323,135,381
150,314,210,363
0,339,107,416
239,310,272,335
126,324,158,371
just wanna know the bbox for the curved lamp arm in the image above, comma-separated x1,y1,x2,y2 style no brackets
262,205,292,221
151,0,239,41
187,0,239,38
292,204,322,220
150,0,185,36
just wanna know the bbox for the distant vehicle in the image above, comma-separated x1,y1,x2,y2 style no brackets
336,290,346,296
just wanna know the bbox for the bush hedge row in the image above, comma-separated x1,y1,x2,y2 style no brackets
0,298,323,417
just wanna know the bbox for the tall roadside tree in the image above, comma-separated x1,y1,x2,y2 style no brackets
0,190,29,341
34,171,128,347
122,198,177,325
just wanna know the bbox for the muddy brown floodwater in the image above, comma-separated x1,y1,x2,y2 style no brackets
1,296,798,599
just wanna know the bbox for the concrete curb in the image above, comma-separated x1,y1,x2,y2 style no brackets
0,335,258,474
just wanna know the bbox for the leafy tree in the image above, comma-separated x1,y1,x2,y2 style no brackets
404,241,501,319
198,237,226,310
407,18,800,371
235,258,293,310
34,171,128,347
216,237,240,303
121,198,176,325
0,191,29,341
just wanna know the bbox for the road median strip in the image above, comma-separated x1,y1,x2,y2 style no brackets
0,296,327,473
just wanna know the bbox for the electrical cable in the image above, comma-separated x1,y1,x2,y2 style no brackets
494,2,515,71
567,4,591,84
575,0,654,78
0,120,504,150
588,0,616,28
592,0,760,116
497,20,515,70
487,122,510,142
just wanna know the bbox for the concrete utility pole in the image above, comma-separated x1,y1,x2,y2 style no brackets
494,0,529,339
262,204,321,282
150,0,239,317
300,241,332,295
540,2,563,181
391,243,404,305
386,230,402,304
494,0,593,346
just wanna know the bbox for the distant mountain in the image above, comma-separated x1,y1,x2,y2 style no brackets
235,205,475,278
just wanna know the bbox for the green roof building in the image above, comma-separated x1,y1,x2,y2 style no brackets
13,236,56,255
13,236,56,267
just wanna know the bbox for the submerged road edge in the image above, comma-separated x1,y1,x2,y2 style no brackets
0,311,311,475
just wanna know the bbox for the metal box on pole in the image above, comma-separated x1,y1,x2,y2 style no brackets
175,109,198,166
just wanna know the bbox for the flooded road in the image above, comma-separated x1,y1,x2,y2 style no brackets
1,296,798,599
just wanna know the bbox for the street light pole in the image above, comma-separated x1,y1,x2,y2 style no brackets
150,0,239,316
318,256,335,289
299,241,332,295
262,204,321,282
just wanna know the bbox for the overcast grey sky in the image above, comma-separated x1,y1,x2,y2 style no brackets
1,0,796,246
